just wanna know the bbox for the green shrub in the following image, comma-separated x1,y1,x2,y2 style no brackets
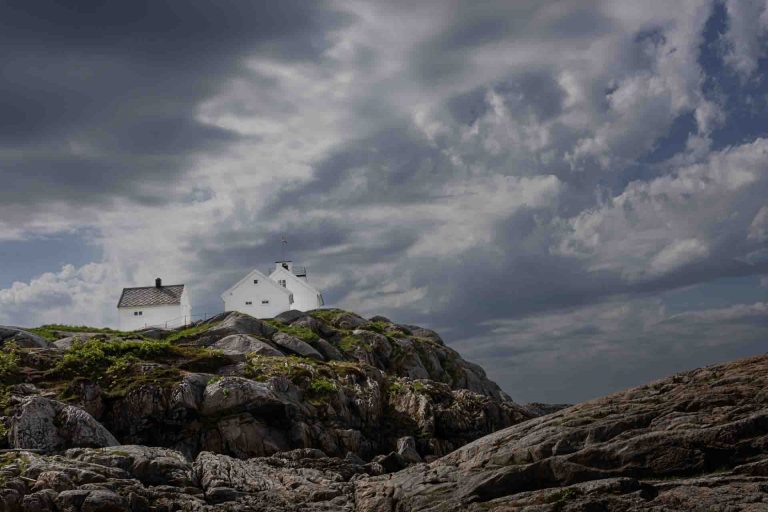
0,344,19,381
52,338,177,379
106,354,140,379
309,377,337,394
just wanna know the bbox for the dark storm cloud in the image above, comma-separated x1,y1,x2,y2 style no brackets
0,0,348,208
267,121,457,209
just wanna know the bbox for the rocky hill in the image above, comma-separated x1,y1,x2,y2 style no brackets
0,311,766,511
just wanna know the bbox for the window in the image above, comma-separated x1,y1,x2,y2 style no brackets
133,311,143,316
278,279,287,287
245,301,252,305
261,300,270,304
253,279,258,284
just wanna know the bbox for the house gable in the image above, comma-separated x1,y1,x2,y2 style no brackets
220,269,291,300
269,266,321,296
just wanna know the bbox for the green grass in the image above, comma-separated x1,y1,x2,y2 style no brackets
106,366,184,399
306,377,338,405
26,324,127,341
164,323,212,343
309,377,337,394
264,320,319,343
338,334,373,353
387,378,428,396
308,309,345,324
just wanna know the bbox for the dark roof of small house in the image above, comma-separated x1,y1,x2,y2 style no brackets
117,285,185,308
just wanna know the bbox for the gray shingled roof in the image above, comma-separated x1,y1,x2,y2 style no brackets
117,285,185,308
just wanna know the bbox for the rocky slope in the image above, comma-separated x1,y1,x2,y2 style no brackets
355,354,768,511
0,309,529,460
1,313,766,511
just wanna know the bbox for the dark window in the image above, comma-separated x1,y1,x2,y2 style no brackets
278,279,286,287
253,279,258,284
245,301,253,305
262,300,270,304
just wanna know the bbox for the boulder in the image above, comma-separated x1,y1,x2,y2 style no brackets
212,312,277,338
66,445,193,487
309,337,344,361
396,436,422,464
212,334,285,358
136,327,172,340
52,337,75,350
271,332,324,361
9,397,118,452
200,377,285,416
333,312,368,330
273,310,308,324
0,326,51,348
80,490,129,512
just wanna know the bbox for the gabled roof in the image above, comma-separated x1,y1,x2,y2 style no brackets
269,266,322,295
118,285,185,308
220,268,292,299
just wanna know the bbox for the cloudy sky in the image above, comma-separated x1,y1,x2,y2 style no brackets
1,0,767,403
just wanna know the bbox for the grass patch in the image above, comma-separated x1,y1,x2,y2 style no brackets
264,320,319,343
245,355,321,382
387,378,428,396
104,366,183,399
338,334,373,353
49,338,226,382
53,338,177,378
164,323,212,343
308,309,345,324
306,377,338,405
27,324,126,341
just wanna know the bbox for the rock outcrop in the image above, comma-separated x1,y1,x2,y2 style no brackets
354,354,768,511
0,326,51,349
1,354,768,510
1,310,530,463
3,312,766,510
9,397,119,452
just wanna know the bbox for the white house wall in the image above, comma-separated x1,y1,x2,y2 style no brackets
269,268,323,312
222,272,292,318
119,304,188,331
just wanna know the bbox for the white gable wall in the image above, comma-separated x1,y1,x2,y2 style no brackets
119,304,188,331
222,269,292,318
269,267,323,312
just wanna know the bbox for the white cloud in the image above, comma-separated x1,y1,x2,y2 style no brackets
649,238,709,277
723,0,768,78
556,139,768,280
0,263,120,327
749,206,768,242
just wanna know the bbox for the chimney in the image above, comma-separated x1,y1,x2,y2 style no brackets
155,277,162,288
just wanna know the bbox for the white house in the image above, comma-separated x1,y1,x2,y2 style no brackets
269,261,324,312
221,261,324,318
117,278,192,331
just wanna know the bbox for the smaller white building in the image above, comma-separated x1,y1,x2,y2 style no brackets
117,278,192,331
221,261,324,318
